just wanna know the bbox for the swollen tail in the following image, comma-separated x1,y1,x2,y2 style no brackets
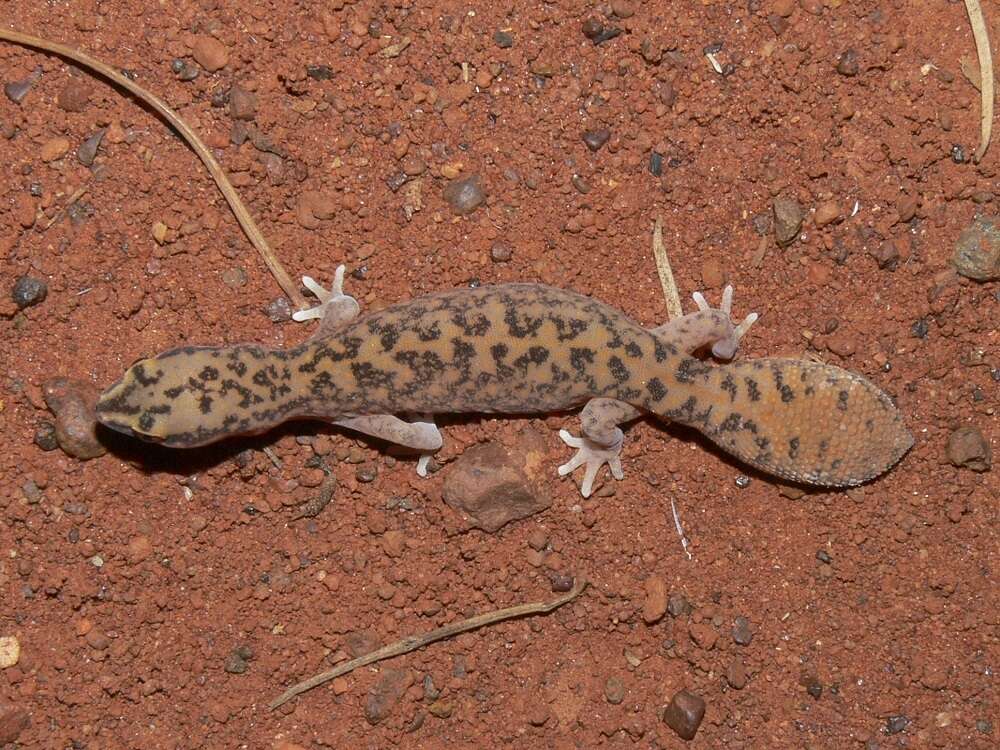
659,357,913,486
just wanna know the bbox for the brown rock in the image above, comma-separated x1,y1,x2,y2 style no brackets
814,200,841,227
42,378,106,459
689,622,718,650
381,529,406,557
192,35,229,72
897,194,918,223
442,174,486,215
582,128,611,152
0,704,29,744
700,258,724,288
945,426,991,472
40,137,71,162
952,215,1000,281
127,535,153,564
663,689,706,740
364,668,412,725
836,48,860,76
295,190,337,229
825,333,857,357
869,240,900,270
642,575,668,624
57,79,91,112
726,658,748,689
229,86,257,121
13,193,36,228
773,197,804,246
442,437,552,533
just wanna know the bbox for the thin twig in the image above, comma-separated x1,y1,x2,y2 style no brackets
0,28,307,310
964,0,994,163
669,498,692,560
43,183,89,230
651,214,683,321
268,577,588,709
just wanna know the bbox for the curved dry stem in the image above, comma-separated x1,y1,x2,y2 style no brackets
0,27,307,309
268,577,588,709
964,0,994,163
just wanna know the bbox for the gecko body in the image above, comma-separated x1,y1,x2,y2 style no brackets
96,278,912,492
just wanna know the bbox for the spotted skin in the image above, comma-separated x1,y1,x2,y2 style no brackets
96,283,913,486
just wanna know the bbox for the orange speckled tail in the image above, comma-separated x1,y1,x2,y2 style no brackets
655,357,913,486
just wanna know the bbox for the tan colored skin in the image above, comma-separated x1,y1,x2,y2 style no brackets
96,284,912,486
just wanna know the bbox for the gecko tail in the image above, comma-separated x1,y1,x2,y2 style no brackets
669,357,914,486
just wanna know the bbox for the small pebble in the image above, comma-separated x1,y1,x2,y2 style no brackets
814,200,841,227
34,421,59,451
731,616,753,645
663,689,705,740
642,575,668,624
689,622,718,650
428,700,454,719
0,636,21,669
773,197,804,246
649,151,663,176
192,35,230,72
836,49,860,76
306,64,333,79
726,658,747,689
220,267,248,289
0,703,30,744
582,128,611,152
364,668,412,725
4,70,39,103
869,240,899,270
548,572,574,592
229,86,257,121
442,174,486,215
77,128,106,166
604,676,625,704
816,549,833,564
223,645,253,674
910,318,929,338
40,137,71,162
265,297,293,322
57,79,91,112
885,715,909,735
493,30,514,48
490,241,513,262
945,426,991,472
952,215,1000,281
667,593,691,618
11,276,47,309
175,60,200,81
951,144,966,164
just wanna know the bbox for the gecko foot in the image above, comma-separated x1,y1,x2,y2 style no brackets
557,428,624,498
292,264,361,323
691,284,759,360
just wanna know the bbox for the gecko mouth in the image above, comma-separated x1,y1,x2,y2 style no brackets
97,417,165,445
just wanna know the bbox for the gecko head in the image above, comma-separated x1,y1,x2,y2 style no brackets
95,348,241,448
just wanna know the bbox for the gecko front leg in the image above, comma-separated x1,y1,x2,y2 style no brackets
292,264,361,340
559,285,758,497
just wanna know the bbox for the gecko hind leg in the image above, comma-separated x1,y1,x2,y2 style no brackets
658,284,759,360
291,265,361,340
558,286,758,498
331,414,442,476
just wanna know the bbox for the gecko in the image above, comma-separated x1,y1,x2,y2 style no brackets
95,267,913,497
